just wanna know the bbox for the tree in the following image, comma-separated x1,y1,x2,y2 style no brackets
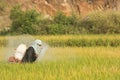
10,6,39,34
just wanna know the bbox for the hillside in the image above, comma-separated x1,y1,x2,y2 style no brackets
0,0,120,29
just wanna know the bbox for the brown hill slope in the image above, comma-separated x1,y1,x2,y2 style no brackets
0,0,120,29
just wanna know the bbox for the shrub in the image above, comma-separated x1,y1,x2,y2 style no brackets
82,11,120,34
1,8,120,35
54,11,70,25
10,6,39,34
50,12,81,34
46,24,66,35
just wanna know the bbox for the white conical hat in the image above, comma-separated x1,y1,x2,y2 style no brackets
32,39,42,55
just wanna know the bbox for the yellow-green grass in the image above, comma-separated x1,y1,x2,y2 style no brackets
1,34,120,41
0,47,120,80
35,34,120,41
1,34,120,47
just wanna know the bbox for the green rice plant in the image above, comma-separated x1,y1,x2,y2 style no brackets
1,35,120,47
0,47,120,80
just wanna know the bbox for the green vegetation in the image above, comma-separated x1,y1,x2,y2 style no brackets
0,47,120,80
0,2,120,80
9,6,39,34
1,35,120,47
0,0,6,14
1,6,120,35
0,35,120,80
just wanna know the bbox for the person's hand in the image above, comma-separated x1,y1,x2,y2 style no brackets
8,56,16,62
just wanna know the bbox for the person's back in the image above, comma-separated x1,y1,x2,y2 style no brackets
22,39,42,63
22,47,37,63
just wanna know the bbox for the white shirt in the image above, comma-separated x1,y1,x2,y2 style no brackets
14,44,27,60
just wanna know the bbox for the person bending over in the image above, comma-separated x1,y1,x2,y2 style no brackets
8,44,27,63
21,39,43,63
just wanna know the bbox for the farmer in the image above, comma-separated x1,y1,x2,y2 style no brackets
8,44,27,63
21,39,43,63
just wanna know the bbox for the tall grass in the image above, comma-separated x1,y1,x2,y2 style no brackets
1,35,120,47
0,47,120,80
